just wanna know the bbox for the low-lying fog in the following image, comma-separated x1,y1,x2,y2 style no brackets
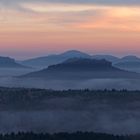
1,109,140,134
0,68,140,90
0,93,140,134
1,68,140,134
0,77,140,90
0,68,35,77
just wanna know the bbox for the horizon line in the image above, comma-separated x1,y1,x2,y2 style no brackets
0,49,140,60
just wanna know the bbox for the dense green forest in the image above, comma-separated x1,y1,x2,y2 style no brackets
0,131,139,140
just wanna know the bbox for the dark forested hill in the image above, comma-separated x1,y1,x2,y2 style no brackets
22,58,140,79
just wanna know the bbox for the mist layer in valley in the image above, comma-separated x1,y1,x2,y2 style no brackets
1,109,140,134
0,68,35,77
0,76,140,90
1,55,140,135
0,59,140,90
0,88,140,134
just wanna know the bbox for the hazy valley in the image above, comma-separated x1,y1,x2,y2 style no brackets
2,0,140,138
0,88,140,135
0,50,140,137
0,50,140,90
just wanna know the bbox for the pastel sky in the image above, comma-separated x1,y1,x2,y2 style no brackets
1,0,140,59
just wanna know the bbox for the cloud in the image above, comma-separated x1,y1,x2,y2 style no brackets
1,0,140,6
20,3,109,13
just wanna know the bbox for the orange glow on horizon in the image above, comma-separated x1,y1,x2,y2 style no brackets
0,2,140,58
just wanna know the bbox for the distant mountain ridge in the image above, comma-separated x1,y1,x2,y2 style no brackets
21,50,91,68
120,55,140,62
113,55,140,73
92,55,119,62
19,50,140,73
0,56,28,68
22,58,140,80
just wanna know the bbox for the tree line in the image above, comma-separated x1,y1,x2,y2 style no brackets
0,131,136,140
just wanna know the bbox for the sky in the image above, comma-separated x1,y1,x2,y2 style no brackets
0,0,140,59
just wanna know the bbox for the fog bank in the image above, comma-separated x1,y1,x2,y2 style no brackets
0,77,140,90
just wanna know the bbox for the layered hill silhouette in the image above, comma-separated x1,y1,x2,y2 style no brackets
114,55,140,72
0,56,28,68
22,58,140,80
21,50,91,68
88,55,140,73
22,50,120,68
92,55,119,62
20,50,140,73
